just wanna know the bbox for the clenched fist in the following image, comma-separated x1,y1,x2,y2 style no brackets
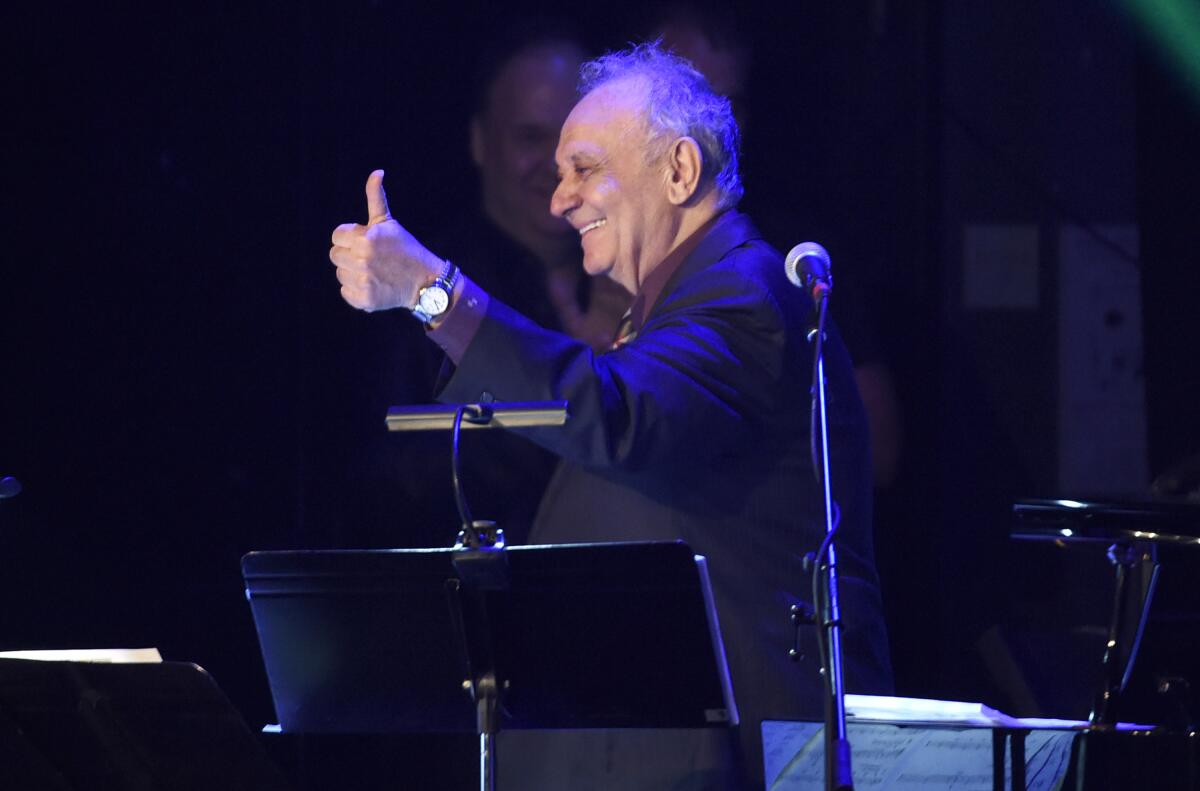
329,170,445,312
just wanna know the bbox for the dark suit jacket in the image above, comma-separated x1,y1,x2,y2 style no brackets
438,210,892,783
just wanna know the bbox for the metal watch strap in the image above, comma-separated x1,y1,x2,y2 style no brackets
411,260,460,324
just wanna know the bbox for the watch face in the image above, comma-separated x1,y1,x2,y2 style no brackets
418,285,450,317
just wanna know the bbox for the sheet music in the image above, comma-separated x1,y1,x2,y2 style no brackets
763,721,1075,790
845,694,1153,730
845,694,1023,727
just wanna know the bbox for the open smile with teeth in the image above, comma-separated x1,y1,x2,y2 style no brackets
579,218,607,236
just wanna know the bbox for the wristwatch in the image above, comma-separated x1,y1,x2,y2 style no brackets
411,260,460,324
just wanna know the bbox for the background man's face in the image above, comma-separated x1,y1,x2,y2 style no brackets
472,43,584,240
551,81,674,292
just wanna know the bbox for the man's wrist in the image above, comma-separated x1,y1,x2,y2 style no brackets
427,274,488,364
411,260,460,324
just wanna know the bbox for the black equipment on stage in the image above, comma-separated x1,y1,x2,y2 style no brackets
0,658,291,791
1012,497,1200,726
242,541,736,733
243,541,738,788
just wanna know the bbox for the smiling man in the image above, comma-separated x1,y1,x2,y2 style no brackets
330,43,892,788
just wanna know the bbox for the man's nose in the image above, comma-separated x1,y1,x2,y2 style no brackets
550,179,576,219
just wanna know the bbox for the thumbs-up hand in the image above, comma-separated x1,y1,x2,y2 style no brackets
329,170,444,313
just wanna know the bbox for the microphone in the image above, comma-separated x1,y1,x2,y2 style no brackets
785,242,832,300
0,476,21,500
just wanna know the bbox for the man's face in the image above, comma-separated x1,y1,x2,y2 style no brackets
472,44,583,239
550,81,675,292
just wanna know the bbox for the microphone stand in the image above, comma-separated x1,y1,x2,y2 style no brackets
807,283,854,791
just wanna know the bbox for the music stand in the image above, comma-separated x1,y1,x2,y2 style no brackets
243,540,737,791
0,658,291,791
1012,498,1200,726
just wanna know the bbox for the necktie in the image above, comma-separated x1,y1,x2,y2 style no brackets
610,309,637,350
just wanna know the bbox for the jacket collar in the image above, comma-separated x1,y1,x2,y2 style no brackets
630,209,763,329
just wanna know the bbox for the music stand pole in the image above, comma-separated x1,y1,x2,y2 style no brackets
388,400,568,791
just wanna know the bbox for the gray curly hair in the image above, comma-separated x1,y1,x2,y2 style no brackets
579,42,743,210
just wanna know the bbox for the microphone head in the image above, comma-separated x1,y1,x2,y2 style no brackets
784,242,832,290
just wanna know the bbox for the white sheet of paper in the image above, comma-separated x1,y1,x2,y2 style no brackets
0,647,162,663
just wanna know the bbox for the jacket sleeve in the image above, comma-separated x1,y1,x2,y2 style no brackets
436,250,807,472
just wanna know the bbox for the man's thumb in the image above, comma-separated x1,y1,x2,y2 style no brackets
366,169,391,225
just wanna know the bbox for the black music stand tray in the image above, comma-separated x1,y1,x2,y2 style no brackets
1013,497,1200,727
242,540,738,790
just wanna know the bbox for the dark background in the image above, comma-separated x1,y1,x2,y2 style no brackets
2,0,1198,743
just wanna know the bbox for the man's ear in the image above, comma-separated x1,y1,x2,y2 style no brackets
665,136,703,205
469,115,485,168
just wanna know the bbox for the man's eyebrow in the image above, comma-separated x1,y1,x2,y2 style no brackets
556,150,599,177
